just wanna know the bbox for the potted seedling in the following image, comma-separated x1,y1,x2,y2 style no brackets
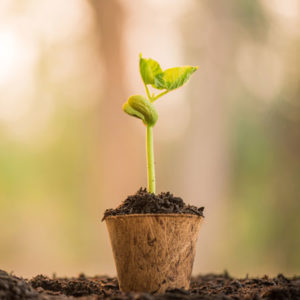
102,54,204,294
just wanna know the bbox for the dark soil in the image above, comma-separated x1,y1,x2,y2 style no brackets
1,270,299,300
102,188,204,220
0,270,38,299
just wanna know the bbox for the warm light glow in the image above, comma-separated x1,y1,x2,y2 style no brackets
0,30,21,85
264,0,300,18
0,27,38,87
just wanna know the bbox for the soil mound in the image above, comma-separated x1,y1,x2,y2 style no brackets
0,270,38,299
102,188,204,220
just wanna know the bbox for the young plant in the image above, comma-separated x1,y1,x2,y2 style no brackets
123,54,198,194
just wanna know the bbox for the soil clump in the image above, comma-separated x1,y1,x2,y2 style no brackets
102,188,204,220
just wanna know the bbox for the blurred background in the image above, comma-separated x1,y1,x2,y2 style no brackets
0,0,300,278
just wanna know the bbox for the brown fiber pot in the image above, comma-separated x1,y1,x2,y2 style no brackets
105,213,203,293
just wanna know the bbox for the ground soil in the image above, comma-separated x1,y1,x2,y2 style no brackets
1,270,299,300
102,188,204,220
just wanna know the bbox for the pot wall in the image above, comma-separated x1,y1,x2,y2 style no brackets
105,214,203,293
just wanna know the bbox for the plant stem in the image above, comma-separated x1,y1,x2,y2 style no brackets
144,84,151,100
151,90,169,102
146,125,155,193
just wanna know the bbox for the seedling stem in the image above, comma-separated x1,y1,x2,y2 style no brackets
146,125,155,193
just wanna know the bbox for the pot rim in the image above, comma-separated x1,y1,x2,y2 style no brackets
104,213,204,220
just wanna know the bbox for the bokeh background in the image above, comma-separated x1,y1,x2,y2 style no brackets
0,0,299,278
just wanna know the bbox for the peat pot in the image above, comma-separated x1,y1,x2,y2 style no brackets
105,214,203,293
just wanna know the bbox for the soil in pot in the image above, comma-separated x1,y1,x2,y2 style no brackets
102,187,204,220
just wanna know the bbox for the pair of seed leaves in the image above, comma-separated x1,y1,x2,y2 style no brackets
123,54,198,127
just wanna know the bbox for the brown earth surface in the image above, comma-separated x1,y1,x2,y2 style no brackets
1,269,299,299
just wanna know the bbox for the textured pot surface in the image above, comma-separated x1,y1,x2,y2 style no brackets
105,214,203,293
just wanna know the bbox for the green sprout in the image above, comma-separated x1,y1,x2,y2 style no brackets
123,54,198,194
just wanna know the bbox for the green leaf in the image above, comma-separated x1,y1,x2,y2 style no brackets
139,54,163,85
123,95,158,126
153,66,198,90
